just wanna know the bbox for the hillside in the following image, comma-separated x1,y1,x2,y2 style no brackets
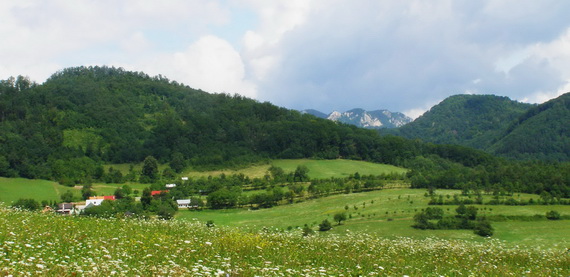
397,94,532,149
396,93,570,161
0,66,568,200
303,108,412,128
1,66,407,181
490,93,570,161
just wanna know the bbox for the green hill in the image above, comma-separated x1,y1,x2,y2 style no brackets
0,66,568,199
490,93,570,161
397,94,532,149
397,93,570,161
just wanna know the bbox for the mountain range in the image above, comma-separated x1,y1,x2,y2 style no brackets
302,108,412,129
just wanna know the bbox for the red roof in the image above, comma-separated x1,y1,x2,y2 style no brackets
103,195,116,200
151,190,168,196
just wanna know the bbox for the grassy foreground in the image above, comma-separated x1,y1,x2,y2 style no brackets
0,207,568,276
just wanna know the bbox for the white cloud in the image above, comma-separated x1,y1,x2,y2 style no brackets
2,0,570,114
137,35,256,98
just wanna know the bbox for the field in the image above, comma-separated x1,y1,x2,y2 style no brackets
177,188,570,249
180,159,407,179
90,182,149,196
0,177,81,204
1,206,568,276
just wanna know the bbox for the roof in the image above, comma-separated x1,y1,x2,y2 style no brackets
176,199,191,205
89,195,116,200
58,203,73,209
151,190,168,196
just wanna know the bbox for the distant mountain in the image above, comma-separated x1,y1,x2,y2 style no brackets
397,93,570,161
303,108,412,129
489,93,570,161
301,109,328,119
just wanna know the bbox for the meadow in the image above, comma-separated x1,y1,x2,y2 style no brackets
0,206,568,276
177,188,570,250
179,159,407,179
0,177,81,204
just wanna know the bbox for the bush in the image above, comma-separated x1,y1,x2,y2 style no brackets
302,224,314,236
12,198,41,211
473,218,494,237
318,219,332,231
546,210,561,220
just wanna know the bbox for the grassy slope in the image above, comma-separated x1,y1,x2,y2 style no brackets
181,159,407,179
177,189,570,249
0,177,81,203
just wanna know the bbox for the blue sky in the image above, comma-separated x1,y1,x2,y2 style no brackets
2,0,570,118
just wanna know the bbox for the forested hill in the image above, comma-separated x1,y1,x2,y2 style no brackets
0,66,568,198
396,94,532,149
0,66,427,180
489,93,570,161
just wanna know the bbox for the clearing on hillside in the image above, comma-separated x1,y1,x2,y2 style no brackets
182,159,407,179
0,177,81,203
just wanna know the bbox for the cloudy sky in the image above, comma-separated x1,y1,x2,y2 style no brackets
2,0,570,118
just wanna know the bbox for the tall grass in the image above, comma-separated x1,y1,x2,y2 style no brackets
0,206,568,276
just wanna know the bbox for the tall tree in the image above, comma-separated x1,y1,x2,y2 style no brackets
141,156,158,183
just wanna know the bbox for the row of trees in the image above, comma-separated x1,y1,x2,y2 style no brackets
412,205,494,237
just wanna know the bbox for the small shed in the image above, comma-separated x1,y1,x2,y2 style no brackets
176,199,192,209
57,203,74,215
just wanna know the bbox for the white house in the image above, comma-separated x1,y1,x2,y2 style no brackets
165,183,177,188
176,199,192,209
85,198,104,206
181,177,189,181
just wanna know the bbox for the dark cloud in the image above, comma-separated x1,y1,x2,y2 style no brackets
253,1,570,115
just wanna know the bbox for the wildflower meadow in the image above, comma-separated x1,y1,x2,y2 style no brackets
0,206,568,276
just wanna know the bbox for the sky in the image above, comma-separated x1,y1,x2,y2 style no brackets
2,0,570,118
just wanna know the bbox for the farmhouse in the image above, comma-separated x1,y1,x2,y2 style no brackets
85,195,116,206
56,203,74,215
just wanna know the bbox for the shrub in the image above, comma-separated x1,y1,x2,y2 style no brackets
473,218,494,237
318,219,332,231
545,210,561,220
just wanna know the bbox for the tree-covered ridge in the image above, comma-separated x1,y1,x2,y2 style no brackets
0,66,568,199
490,93,570,161
0,66,423,180
397,94,533,149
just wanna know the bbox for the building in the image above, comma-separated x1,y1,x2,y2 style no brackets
56,203,74,215
85,195,116,206
151,190,169,196
176,199,192,209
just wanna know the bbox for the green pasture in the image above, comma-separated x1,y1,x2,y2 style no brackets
0,177,81,203
178,188,570,249
91,182,149,196
181,159,408,179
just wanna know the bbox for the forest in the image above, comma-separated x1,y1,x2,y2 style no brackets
0,66,568,199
